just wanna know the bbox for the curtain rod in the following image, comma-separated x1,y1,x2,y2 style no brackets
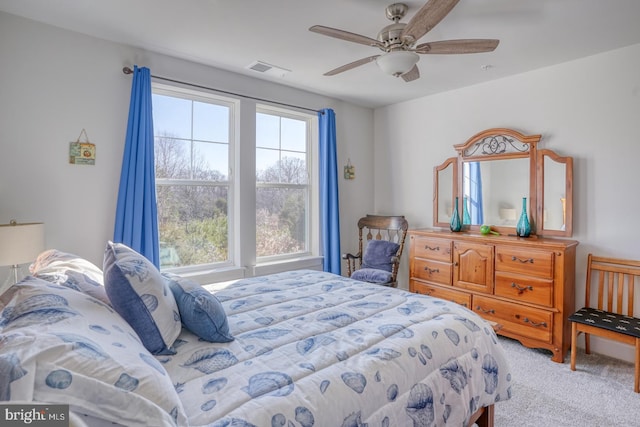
122,67,322,114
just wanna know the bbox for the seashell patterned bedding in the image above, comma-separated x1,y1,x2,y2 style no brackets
165,269,513,426
0,265,512,426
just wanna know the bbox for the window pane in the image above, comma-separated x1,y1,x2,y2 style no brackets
280,153,307,184
193,141,228,181
256,187,307,257
155,136,191,179
152,94,192,139
153,87,233,271
193,101,229,143
256,152,307,184
256,147,280,181
281,117,306,152
157,184,228,268
256,113,280,149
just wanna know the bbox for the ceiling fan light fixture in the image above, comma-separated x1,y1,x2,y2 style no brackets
376,51,419,77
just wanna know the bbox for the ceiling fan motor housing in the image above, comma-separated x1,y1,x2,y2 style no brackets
378,23,410,51
380,3,411,51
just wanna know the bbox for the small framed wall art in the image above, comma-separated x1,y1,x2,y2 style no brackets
344,158,355,180
69,129,96,165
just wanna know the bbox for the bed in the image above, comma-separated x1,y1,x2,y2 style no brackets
0,244,512,426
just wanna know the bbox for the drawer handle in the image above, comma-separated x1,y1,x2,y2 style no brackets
523,317,547,328
511,283,534,294
475,306,495,314
512,256,534,264
424,267,440,274
425,245,440,251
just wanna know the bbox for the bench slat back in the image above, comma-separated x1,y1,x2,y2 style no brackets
586,254,640,317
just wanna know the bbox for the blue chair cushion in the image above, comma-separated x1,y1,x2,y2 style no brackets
163,273,234,343
361,240,400,272
351,268,393,284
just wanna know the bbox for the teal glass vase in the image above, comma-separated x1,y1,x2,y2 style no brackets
516,197,531,237
450,197,462,232
463,196,471,225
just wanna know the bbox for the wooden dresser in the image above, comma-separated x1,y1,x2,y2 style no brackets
408,229,578,363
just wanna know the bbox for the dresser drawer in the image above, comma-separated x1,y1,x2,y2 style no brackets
473,294,553,343
495,246,554,279
411,258,452,285
411,280,471,309
495,271,553,307
411,235,452,262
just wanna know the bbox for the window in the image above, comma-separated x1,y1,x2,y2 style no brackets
256,108,310,260
152,84,318,277
152,86,234,269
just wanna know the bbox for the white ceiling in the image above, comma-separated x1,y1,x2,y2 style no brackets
2,0,640,108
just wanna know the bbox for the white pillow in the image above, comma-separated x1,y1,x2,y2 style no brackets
29,249,111,306
0,277,188,427
103,241,181,355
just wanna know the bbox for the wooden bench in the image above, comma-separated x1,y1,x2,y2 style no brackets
568,254,640,392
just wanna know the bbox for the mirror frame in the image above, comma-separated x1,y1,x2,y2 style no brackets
433,128,574,237
537,149,573,237
433,156,457,228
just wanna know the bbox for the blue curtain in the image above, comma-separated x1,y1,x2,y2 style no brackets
319,108,341,274
113,66,160,267
469,161,484,224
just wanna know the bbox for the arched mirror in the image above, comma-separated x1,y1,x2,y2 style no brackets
537,149,573,236
433,157,456,226
433,128,573,237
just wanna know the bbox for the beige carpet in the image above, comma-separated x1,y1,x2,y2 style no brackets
494,337,638,427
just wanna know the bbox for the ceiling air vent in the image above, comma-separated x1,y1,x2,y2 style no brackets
246,61,291,78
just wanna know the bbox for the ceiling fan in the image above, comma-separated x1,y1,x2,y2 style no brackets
309,0,499,82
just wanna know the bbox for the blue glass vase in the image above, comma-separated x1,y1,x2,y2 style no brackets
450,197,462,232
463,196,471,225
516,197,531,237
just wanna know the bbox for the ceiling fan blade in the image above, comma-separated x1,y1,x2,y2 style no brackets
415,39,499,54
309,25,384,48
401,65,420,82
324,55,381,76
401,0,460,44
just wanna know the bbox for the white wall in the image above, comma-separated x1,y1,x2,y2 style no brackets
374,43,640,362
0,12,374,282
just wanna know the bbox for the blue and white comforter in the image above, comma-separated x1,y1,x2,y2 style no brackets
162,270,513,426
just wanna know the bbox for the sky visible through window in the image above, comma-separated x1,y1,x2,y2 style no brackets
153,94,307,177
152,93,230,176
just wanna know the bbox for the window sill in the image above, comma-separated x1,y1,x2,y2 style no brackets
254,256,323,276
165,256,324,286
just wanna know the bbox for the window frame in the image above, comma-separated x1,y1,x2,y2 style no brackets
152,83,321,282
152,83,238,274
255,104,315,263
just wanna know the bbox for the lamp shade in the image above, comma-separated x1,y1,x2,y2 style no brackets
0,222,45,266
376,51,419,77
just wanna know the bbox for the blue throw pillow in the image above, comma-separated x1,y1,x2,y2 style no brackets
361,240,400,272
351,268,393,284
103,241,181,355
163,273,234,343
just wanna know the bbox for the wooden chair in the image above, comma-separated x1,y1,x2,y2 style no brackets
569,254,640,392
342,215,408,288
